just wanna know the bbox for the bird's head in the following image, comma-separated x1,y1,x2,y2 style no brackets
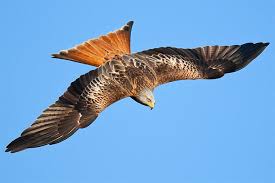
132,88,155,109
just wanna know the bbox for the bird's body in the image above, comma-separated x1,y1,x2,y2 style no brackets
6,21,269,153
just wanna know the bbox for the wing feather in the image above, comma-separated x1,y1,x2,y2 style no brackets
135,42,269,85
6,60,133,153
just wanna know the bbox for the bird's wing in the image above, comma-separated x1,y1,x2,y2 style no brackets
6,60,133,153
52,21,133,67
134,42,269,85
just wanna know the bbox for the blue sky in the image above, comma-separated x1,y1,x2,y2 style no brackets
1,0,274,182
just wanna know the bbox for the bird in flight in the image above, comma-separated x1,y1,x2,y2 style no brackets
6,21,269,153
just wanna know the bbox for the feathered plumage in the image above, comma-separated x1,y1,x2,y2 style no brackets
52,21,133,66
6,21,269,153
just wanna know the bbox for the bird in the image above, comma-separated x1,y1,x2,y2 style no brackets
6,21,269,153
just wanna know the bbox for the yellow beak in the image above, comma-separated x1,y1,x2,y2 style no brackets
148,101,155,110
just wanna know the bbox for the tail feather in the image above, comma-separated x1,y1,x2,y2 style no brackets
52,21,134,67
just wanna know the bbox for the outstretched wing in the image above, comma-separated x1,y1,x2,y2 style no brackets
134,42,269,85
6,60,133,153
6,101,83,153
52,21,133,67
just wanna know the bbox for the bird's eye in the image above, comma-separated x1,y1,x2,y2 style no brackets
147,98,151,102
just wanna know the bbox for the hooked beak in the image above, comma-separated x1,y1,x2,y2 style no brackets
148,101,155,110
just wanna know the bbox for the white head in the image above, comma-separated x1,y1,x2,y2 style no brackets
132,88,155,109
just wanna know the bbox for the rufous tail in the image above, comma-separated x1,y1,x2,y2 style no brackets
52,21,133,67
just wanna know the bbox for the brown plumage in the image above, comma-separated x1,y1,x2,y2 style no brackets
6,21,269,153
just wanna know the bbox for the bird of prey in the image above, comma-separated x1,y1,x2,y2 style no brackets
6,21,269,153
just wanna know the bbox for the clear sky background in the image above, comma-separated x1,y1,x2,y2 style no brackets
1,0,274,182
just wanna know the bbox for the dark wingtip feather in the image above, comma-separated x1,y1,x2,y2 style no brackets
5,147,11,153
5,136,28,153
255,42,269,49
5,103,83,153
241,42,269,60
